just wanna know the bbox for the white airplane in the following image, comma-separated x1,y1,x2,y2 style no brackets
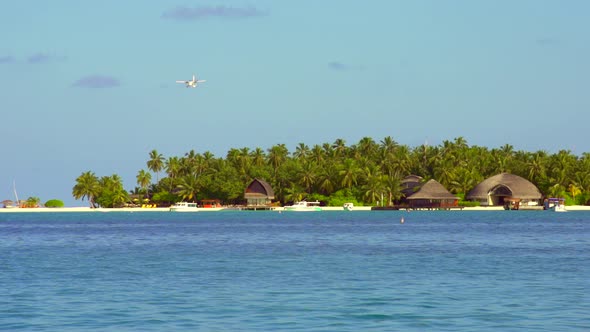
176,74,206,88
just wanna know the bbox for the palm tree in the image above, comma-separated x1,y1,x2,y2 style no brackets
568,184,582,204
251,147,266,167
548,183,566,198
25,196,41,208
318,164,338,195
147,150,164,182
202,151,216,164
165,156,181,178
363,173,386,205
339,158,360,189
332,138,348,158
294,143,310,161
226,148,241,168
238,147,252,179
393,145,413,176
383,175,403,206
310,144,325,164
380,136,398,155
454,136,469,150
283,183,306,203
526,151,548,182
96,174,128,208
267,144,289,171
182,149,199,175
299,161,318,193
72,171,100,208
136,169,152,199
267,144,289,195
356,136,378,159
109,188,129,208
176,175,200,202
448,167,477,194
322,143,336,158
573,171,590,194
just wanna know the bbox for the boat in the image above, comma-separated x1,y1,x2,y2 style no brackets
283,200,322,212
343,202,354,211
4,181,20,208
544,198,567,212
199,199,224,211
169,202,199,212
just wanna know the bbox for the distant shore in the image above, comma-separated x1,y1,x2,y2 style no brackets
2,206,590,213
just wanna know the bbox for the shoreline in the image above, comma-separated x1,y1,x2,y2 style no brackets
1,206,590,213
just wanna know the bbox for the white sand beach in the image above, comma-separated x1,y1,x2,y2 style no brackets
2,205,590,213
0,207,171,213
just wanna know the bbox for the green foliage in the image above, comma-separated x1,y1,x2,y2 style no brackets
72,171,100,207
327,189,361,207
94,175,129,208
458,200,480,207
306,193,328,204
564,196,576,206
44,199,64,208
74,136,590,207
151,191,177,205
578,193,590,206
25,196,41,208
95,187,128,208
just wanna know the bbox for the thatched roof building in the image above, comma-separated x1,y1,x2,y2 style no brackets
2,200,15,208
401,175,423,198
244,178,275,206
466,173,542,206
407,179,458,208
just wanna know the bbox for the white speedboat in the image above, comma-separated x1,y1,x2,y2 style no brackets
343,202,354,211
554,203,567,212
170,202,199,212
544,198,567,212
284,201,322,212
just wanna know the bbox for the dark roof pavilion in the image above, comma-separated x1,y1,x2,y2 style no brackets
244,178,275,206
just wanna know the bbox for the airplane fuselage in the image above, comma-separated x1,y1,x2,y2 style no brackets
176,74,206,88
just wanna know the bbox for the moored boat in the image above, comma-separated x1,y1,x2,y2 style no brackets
544,198,567,212
170,202,199,212
283,200,322,212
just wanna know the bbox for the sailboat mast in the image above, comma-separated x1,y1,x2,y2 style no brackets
13,180,19,204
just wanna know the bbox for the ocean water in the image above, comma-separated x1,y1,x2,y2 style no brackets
1,211,589,331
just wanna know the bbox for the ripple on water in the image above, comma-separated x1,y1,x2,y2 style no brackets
1,211,589,331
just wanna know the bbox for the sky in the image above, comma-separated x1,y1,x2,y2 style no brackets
1,0,590,206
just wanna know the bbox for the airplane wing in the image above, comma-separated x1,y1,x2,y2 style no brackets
176,80,187,83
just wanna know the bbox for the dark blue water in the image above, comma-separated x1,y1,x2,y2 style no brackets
1,211,589,331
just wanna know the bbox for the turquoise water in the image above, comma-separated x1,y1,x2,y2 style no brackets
1,211,589,331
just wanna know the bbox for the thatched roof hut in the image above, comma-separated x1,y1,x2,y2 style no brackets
408,179,458,200
2,200,15,208
466,173,542,206
401,175,423,198
244,178,275,206
407,179,458,208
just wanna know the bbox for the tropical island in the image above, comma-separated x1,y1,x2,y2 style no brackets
61,136,590,209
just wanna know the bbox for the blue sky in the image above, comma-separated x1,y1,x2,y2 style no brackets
2,0,589,206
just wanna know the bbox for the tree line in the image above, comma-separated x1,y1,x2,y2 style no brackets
72,136,590,207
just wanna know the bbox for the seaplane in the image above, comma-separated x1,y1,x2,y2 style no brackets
176,74,206,88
